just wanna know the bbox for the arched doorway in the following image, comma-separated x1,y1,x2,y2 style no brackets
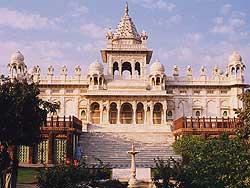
109,103,118,124
121,103,133,124
90,102,100,124
136,102,144,124
153,103,163,124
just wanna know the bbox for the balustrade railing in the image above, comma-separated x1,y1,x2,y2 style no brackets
173,116,239,130
43,116,82,131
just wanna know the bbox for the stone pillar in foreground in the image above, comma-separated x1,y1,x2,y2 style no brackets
127,143,139,188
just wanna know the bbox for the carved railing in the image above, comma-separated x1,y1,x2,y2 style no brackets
42,116,82,132
173,116,240,137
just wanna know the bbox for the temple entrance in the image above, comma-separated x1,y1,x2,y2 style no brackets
121,103,133,124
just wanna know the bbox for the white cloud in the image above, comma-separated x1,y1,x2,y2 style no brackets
184,32,203,44
0,8,52,30
80,23,106,39
132,0,176,11
168,15,182,25
78,40,105,53
156,14,182,28
211,16,245,34
221,4,232,15
67,1,88,17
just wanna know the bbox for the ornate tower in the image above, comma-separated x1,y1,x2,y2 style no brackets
101,2,153,79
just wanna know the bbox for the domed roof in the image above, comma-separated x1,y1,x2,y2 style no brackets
11,51,24,62
88,60,103,74
150,59,165,74
229,51,242,62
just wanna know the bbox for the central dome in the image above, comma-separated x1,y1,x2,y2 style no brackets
88,60,103,74
150,59,165,74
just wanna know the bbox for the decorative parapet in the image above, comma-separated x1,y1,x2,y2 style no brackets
106,43,147,50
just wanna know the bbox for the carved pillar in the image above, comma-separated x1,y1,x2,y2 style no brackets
144,104,147,125
100,101,103,124
132,62,135,78
133,102,137,124
87,102,91,122
117,102,121,125
106,102,110,124
150,104,154,125
119,61,122,76
163,101,167,124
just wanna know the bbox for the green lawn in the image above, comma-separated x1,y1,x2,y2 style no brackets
17,167,39,184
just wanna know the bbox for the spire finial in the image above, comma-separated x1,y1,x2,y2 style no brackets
125,2,129,16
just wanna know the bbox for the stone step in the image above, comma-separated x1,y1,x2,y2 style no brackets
80,132,179,168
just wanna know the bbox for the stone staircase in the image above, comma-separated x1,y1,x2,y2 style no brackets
79,132,180,168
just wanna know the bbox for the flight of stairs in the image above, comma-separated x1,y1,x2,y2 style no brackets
79,132,180,168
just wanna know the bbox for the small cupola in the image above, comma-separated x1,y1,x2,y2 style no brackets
227,51,245,78
8,50,27,79
149,59,166,90
88,60,105,90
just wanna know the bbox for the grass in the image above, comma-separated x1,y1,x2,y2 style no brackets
17,167,39,184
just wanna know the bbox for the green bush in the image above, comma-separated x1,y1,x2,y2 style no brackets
37,159,112,188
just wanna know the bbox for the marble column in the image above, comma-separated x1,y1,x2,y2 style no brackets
150,104,154,125
133,102,137,124
117,102,121,125
163,101,167,124
100,103,103,124
143,105,147,125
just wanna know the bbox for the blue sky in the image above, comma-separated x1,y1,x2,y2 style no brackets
0,0,249,82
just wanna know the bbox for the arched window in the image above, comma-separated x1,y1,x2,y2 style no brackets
94,77,98,85
136,103,144,124
195,111,200,117
231,67,235,75
109,103,118,124
167,111,173,119
153,103,163,124
152,77,155,86
156,77,161,85
121,103,133,124
223,111,228,117
122,62,132,79
81,110,86,120
113,62,119,76
99,77,102,85
135,62,141,76
90,102,100,124
236,66,240,77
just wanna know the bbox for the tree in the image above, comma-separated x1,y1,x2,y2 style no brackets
0,76,59,187
0,76,59,146
234,89,250,147
173,134,250,188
